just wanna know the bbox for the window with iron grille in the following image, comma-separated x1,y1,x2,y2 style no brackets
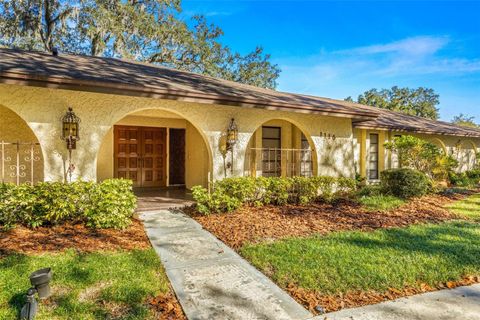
300,133,313,177
369,133,379,180
262,126,281,177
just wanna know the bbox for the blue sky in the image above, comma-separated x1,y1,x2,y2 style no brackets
181,0,480,122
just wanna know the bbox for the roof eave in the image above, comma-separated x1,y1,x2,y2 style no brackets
353,123,480,138
0,71,378,120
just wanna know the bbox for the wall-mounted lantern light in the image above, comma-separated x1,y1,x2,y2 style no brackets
226,118,238,151
223,118,239,176
61,107,80,149
61,108,80,182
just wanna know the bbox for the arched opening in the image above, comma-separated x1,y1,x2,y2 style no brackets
427,137,448,154
0,104,44,184
96,108,212,189
457,140,477,172
243,119,317,177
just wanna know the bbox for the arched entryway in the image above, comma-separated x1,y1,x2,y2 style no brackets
96,108,212,189
243,119,317,177
0,104,44,184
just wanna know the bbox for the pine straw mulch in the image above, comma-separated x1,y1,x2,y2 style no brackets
288,275,480,314
189,191,474,250
188,190,480,314
0,216,186,320
0,217,150,256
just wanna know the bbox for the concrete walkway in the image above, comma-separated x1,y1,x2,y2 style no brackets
140,209,312,320
321,284,480,320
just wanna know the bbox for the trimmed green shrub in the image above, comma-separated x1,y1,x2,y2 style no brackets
466,169,480,182
0,179,136,229
381,168,432,199
83,179,137,229
191,185,241,215
192,176,356,214
449,170,480,187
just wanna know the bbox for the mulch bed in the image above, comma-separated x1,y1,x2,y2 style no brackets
189,190,479,314
0,216,185,320
0,217,150,256
190,192,472,250
288,275,480,314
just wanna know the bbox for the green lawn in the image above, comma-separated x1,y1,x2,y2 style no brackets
0,249,169,320
358,195,406,212
241,221,480,295
445,193,480,221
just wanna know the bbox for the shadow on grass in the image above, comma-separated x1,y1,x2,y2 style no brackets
336,222,480,267
8,292,25,318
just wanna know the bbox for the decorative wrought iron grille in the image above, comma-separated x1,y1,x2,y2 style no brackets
0,141,42,185
246,148,313,178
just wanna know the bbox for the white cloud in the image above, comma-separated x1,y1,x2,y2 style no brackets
278,35,480,84
338,36,449,57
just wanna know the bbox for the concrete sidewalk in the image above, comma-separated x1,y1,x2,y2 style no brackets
141,209,312,320
321,284,480,320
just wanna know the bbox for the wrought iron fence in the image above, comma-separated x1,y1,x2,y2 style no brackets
246,148,313,177
0,141,42,185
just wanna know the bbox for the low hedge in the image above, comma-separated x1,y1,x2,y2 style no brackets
381,168,432,199
192,176,356,214
0,179,136,229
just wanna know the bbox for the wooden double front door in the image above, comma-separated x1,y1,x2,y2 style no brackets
114,126,167,187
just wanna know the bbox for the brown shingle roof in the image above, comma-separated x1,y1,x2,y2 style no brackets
0,48,478,138
0,48,378,119
354,107,480,138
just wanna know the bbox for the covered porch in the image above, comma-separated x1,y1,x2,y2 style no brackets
135,187,194,211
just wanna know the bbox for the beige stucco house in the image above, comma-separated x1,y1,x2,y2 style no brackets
1,48,479,188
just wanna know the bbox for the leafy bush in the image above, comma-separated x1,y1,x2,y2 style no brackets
449,170,480,187
192,176,356,214
191,185,241,215
384,135,457,181
466,169,480,182
0,179,136,229
83,179,137,229
381,168,432,199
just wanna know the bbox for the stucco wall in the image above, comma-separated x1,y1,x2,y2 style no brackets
0,104,44,183
0,84,357,185
353,128,480,180
412,132,479,172
186,121,209,187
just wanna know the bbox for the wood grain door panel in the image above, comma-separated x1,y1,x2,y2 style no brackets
141,127,166,187
114,126,166,187
114,126,142,187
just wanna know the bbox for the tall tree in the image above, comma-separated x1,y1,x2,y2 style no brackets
0,0,78,52
452,114,479,128
347,86,440,120
0,0,280,89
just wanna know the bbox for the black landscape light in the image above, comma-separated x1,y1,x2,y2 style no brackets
20,268,52,320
